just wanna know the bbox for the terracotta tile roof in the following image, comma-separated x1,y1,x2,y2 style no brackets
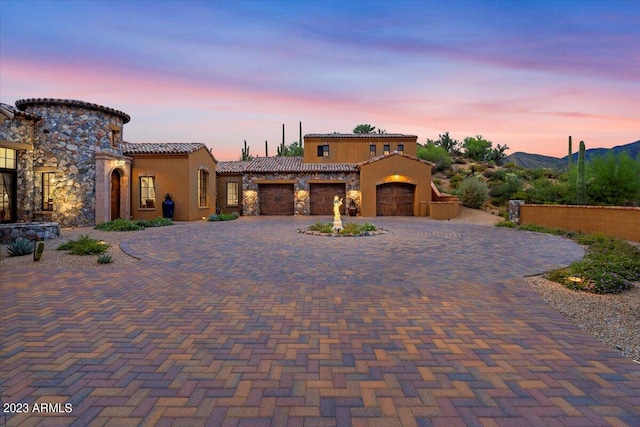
15,98,130,123
0,103,40,120
305,133,418,139
217,157,357,174
357,151,435,168
122,142,216,160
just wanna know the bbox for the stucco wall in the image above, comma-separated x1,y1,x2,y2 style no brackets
520,204,640,242
130,147,216,221
130,155,190,221
359,155,432,217
188,147,216,220
304,135,418,164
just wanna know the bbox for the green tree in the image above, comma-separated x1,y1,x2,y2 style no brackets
417,142,452,172
353,124,376,134
462,135,493,161
433,131,461,155
280,140,303,156
486,143,509,164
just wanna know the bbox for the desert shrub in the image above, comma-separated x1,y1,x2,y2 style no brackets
96,217,173,231
208,212,239,221
489,172,523,203
308,221,333,233
586,152,640,206
137,217,173,227
417,143,452,172
57,234,109,255
457,176,489,208
449,173,463,189
6,238,34,257
500,224,639,294
96,218,143,231
307,222,377,235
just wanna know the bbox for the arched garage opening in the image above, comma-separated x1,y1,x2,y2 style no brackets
376,182,415,216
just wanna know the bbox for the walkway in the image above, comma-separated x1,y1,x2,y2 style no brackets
2,217,639,426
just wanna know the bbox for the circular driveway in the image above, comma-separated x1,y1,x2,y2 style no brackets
2,217,639,426
121,216,583,285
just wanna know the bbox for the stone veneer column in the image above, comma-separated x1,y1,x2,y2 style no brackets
509,200,525,224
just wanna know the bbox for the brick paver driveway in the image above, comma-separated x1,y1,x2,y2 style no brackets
2,217,639,426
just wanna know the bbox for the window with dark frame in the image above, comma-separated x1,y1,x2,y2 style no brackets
317,144,329,157
383,144,390,155
226,181,239,206
198,170,209,207
0,147,16,169
370,144,376,156
397,144,404,154
140,176,156,208
42,172,54,211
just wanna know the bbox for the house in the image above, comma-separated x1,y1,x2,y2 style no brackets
217,133,459,218
0,97,457,240
0,98,216,232
122,143,217,222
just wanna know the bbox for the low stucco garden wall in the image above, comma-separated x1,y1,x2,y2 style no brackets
520,204,640,242
429,201,460,220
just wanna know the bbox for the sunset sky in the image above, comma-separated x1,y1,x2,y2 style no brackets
1,0,638,161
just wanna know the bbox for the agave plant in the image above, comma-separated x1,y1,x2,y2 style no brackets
6,238,34,257
97,253,113,264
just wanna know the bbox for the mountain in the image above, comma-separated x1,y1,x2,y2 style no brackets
502,152,564,170
503,140,640,170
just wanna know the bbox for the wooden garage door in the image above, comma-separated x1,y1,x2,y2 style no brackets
259,184,294,215
376,183,415,216
310,183,345,215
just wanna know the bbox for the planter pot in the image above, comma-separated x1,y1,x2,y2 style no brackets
162,200,174,219
348,207,358,217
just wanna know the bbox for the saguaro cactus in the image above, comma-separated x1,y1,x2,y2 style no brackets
299,121,302,149
241,140,251,161
576,140,586,204
568,136,572,169
265,140,268,157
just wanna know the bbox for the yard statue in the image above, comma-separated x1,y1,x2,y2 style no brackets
333,196,343,221
333,195,343,231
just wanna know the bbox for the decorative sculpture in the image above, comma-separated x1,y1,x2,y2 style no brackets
333,195,343,231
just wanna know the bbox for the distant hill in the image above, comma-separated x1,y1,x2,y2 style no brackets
503,140,640,169
502,152,564,170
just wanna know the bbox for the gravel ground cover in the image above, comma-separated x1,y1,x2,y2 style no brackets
1,208,637,362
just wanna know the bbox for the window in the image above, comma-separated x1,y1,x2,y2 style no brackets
0,147,16,169
140,176,156,208
383,144,390,155
110,129,121,148
42,172,54,211
317,145,329,157
226,181,239,206
370,144,376,157
198,169,209,207
397,144,404,154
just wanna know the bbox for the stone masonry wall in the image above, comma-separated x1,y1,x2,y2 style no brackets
0,115,37,222
242,171,360,216
23,104,126,227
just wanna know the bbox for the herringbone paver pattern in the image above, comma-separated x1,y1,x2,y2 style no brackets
1,217,639,426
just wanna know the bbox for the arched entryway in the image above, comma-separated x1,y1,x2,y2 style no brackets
110,169,121,220
376,182,415,216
